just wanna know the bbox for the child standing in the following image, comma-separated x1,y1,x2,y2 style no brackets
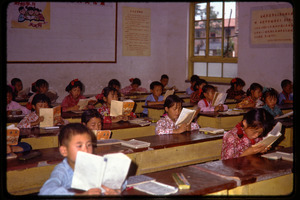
262,88,283,117
226,77,246,100
186,75,200,95
142,81,164,117
155,95,199,135
18,94,66,128
197,85,228,112
7,86,30,115
190,78,207,104
221,108,274,160
81,109,102,130
39,123,119,195
236,83,263,108
278,79,293,105
120,78,148,95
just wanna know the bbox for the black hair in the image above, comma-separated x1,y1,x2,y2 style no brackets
190,75,200,83
81,109,102,124
32,79,49,93
108,79,121,88
200,85,216,99
230,77,245,89
150,81,163,90
160,74,169,80
193,78,208,91
246,83,263,96
7,85,13,94
18,6,25,11
261,88,278,103
11,78,22,86
164,94,183,109
131,78,141,86
281,79,292,89
65,79,83,92
99,87,119,104
58,123,96,147
241,108,274,137
31,93,51,107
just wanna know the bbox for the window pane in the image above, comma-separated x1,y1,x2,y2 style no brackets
194,62,207,76
224,2,238,58
224,36,237,57
195,3,207,20
209,38,221,56
223,63,237,78
194,21,206,38
209,20,222,37
194,39,206,56
208,63,222,77
224,2,236,19
210,2,223,19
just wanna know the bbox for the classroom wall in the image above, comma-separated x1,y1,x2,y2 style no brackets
6,2,293,102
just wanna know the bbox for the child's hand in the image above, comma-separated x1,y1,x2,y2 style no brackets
54,116,64,125
31,116,44,126
214,105,224,111
174,123,188,134
121,115,129,121
69,105,80,111
101,185,121,195
241,143,268,157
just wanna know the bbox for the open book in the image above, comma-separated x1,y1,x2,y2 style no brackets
163,89,175,101
77,96,97,110
121,139,150,149
71,152,131,191
127,175,155,187
133,181,178,195
39,105,61,127
199,127,224,134
261,151,293,162
110,100,135,116
212,92,227,106
175,108,197,126
252,122,282,147
275,111,293,119
92,130,111,140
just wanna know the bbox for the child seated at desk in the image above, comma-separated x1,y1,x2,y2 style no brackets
160,74,177,91
142,81,164,117
262,88,283,118
120,78,148,95
18,94,67,128
190,78,207,104
155,95,199,135
221,108,274,160
197,85,228,112
186,75,200,95
226,77,246,100
10,78,25,100
236,83,263,109
39,123,119,195
278,79,293,105
26,79,49,110
7,85,30,116
82,109,102,130
96,79,121,101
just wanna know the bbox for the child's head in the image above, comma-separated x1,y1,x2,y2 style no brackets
230,78,245,91
11,78,23,92
200,85,216,101
241,108,274,139
281,79,293,94
108,79,121,91
58,123,96,169
160,74,169,87
190,75,200,87
32,79,49,94
150,81,163,97
81,109,102,130
31,94,51,113
102,87,119,105
164,95,183,121
129,78,142,90
262,88,278,109
246,83,263,99
65,79,84,100
7,85,13,104
193,78,208,91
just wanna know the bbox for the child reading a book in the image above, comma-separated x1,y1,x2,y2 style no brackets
61,79,95,112
96,79,121,101
98,87,135,123
226,77,246,100
190,78,207,104
236,83,263,108
18,94,66,128
82,109,102,131
7,86,30,116
142,81,164,117
278,79,293,105
186,75,200,95
160,74,177,91
262,88,283,117
155,95,199,135
197,85,228,112
26,79,49,110
39,123,120,195
120,78,148,95
221,108,274,160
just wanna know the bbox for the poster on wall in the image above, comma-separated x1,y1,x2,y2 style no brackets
251,5,293,46
122,6,151,56
10,2,50,30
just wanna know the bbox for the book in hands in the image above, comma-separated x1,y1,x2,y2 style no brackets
163,89,175,101
275,111,293,119
7,124,20,145
92,130,111,140
39,105,61,127
212,92,227,106
252,122,282,148
175,108,197,126
110,100,135,116
121,139,150,149
71,151,131,191
77,96,97,110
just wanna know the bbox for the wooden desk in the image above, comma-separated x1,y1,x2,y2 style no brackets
61,111,82,123
7,131,223,195
276,117,293,148
278,103,293,114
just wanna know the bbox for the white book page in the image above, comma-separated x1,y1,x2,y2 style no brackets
39,108,53,127
163,89,175,101
110,100,123,116
175,108,196,126
275,111,293,119
102,153,131,189
133,181,178,195
71,151,106,191
252,122,282,147
212,92,227,106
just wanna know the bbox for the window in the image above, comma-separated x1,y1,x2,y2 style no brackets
189,1,238,82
